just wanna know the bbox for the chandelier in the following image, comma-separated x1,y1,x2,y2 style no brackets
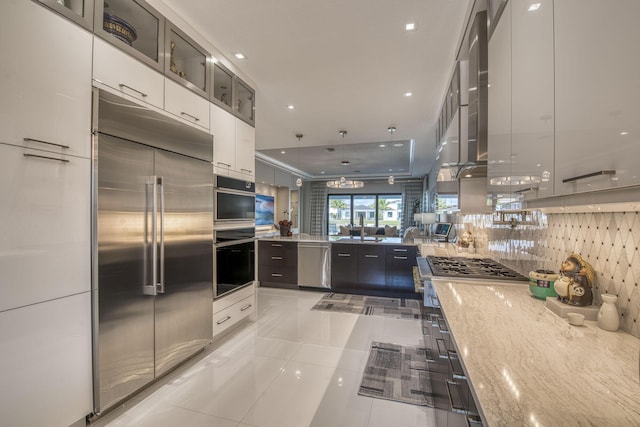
327,130,364,189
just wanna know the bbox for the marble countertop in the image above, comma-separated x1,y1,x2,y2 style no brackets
257,235,416,246
432,280,640,427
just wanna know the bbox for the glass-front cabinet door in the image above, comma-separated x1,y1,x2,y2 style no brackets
212,62,234,110
166,23,209,98
36,0,94,29
236,78,255,124
94,0,164,72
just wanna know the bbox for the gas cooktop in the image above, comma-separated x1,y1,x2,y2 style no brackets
425,256,529,282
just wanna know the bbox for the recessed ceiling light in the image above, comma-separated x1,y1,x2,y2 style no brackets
280,150,286,154
393,143,404,147
287,105,295,110
620,131,629,135
404,92,413,97
234,52,246,59
389,168,393,172
321,171,325,174
379,144,386,148
465,174,473,178
528,3,541,11
405,22,416,31
341,160,350,166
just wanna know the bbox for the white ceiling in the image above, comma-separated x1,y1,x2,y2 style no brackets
161,0,472,179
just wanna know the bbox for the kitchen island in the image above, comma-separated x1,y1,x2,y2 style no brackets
433,279,640,426
257,235,419,296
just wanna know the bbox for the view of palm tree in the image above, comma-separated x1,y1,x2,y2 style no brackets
327,194,402,234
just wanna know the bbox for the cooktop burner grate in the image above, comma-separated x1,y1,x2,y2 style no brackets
426,256,528,281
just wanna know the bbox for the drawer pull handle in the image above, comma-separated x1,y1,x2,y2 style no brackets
240,304,252,311
118,83,147,98
271,256,283,260
23,153,69,163
513,186,537,194
562,170,616,183
337,253,351,257
216,316,231,325
271,244,283,247
394,256,408,260
271,273,283,277
241,168,253,173
364,254,379,258
23,138,69,150
180,112,200,122
393,248,408,252
216,161,231,167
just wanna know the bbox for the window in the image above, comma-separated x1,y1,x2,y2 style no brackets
328,193,402,234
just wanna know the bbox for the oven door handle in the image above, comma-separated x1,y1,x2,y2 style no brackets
215,188,255,197
215,237,256,248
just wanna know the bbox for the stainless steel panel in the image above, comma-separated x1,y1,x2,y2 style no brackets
153,149,213,376
95,134,155,412
97,90,213,162
297,243,331,288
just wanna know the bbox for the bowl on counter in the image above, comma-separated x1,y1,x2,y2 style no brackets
529,270,559,300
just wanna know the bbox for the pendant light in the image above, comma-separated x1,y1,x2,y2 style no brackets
387,126,396,185
326,130,364,188
295,133,303,187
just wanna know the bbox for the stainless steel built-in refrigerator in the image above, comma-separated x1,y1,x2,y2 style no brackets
92,90,213,414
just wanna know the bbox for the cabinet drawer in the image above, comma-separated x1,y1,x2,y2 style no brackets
213,295,255,337
258,264,297,284
164,79,210,131
213,283,254,313
0,144,90,311
93,37,164,109
258,241,298,265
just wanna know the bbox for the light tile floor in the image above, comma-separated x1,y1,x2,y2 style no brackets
94,288,434,427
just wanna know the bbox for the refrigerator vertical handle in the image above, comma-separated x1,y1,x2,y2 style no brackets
157,177,165,294
143,176,158,296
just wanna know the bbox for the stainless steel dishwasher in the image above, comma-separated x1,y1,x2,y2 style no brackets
297,242,331,289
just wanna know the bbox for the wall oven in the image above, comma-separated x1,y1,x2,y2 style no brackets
214,227,255,298
214,175,255,223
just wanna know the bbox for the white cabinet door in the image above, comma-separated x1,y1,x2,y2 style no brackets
554,0,640,194
211,105,237,173
487,1,512,209
0,292,92,427
165,78,210,131
236,119,256,178
0,0,92,159
0,143,90,312
93,37,165,109
511,0,554,199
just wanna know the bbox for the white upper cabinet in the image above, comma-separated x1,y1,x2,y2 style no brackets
487,1,512,209
236,119,256,178
511,0,554,199
165,78,210,131
554,0,640,194
211,105,237,172
211,105,255,179
0,143,91,312
93,37,165,109
0,0,92,159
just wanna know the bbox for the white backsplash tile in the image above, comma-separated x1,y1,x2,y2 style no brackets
457,211,640,338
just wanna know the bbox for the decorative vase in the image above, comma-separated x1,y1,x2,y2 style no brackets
279,224,290,237
597,294,620,331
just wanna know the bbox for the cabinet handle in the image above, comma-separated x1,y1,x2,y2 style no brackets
241,168,253,173
271,273,283,277
271,256,283,260
513,187,537,194
216,316,231,325
394,256,408,260
240,304,252,311
23,153,69,163
216,161,231,167
271,244,283,247
562,170,616,183
180,112,200,122
338,253,351,257
393,248,408,252
118,83,148,98
23,137,69,150
364,254,379,258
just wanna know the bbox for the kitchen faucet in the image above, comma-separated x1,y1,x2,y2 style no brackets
359,214,364,241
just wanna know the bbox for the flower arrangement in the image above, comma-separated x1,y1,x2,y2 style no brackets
278,210,293,236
